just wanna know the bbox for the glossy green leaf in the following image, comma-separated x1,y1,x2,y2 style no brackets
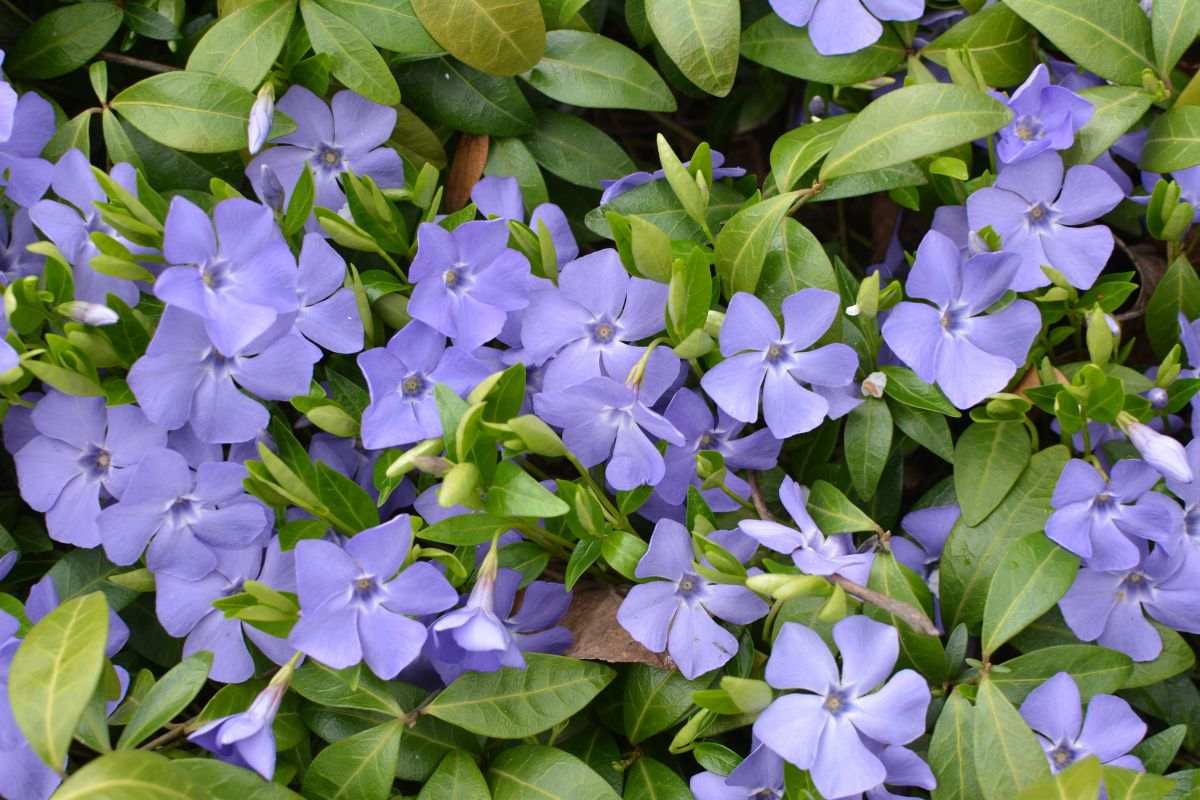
1103,767,1178,800
485,461,569,517
411,0,546,75
1003,0,1155,85
974,678,1051,800
757,218,838,314
187,0,296,91
624,663,707,744
291,661,405,715
1146,255,1200,359
929,690,982,800
486,138,549,210
954,421,1031,526
173,759,303,800
523,31,675,111
991,645,1133,705
53,751,214,800
892,402,956,462
316,0,443,56
741,16,905,85
623,757,691,799
923,3,1035,87
1015,756,1102,800
397,58,534,136
117,652,213,749
6,2,124,79
523,109,635,188
586,180,746,243
1065,85,1155,167
1142,106,1200,173
770,115,854,194
866,553,945,680
844,397,893,500
714,192,800,298
1124,623,1197,688
489,745,620,800
806,480,878,534
1152,0,1200,75
982,532,1079,658
417,751,491,800
301,720,404,800
111,72,254,153
1133,725,1188,774
644,0,740,97
300,0,401,104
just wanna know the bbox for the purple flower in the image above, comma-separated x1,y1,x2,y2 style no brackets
247,84,273,156
753,616,931,799
189,675,287,780
702,289,859,438
154,197,298,356
0,612,62,800
739,476,874,584
13,392,167,546
1122,417,1194,484
882,230,1039,409
1046,459,1182,570
29,150,143,305
471,176,578,267
98,449,270,579
893,504,958,580
691,741,785,800
966,151,1123,291
617,519,768,678
288,516,458,679
521,249,667,391
310,433,415,514
0,208,42,285
129,307,320,444
1164,440,1200,563
768,0,924,56
600,151,745,205
408,220,532,350
357,320,494,450
534,349,685,490
246,87,404,214
995,65,1093,165
156,539,296,683
0,52,16,143
294,233,362,353
1059,544,1200,661
0,316,16,375
1020,672,1145,775
0,88,52,207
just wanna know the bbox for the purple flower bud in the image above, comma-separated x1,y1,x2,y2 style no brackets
247,84,274,155
188,675,288,780
1147,386,1169,410
257,163,285,214
1121,416,1193,483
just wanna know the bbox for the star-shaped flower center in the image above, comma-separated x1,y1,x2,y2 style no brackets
400,372,428,398
78,443,112,478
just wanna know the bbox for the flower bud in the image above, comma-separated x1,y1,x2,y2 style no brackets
248,83,274,155
861,371,887,399
57,301,118,326
1119,413,1194,483
258,163,285,213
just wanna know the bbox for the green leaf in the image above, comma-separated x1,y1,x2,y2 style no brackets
316,0,443,56
741,16,904,85
757,218,838,315
116,652,212,749
881,366,962,417
714,192,800,298
45,110,95,162
1124,623,1197,688
644,0,740,97
954,421,1031,526
53,751,214,800
300,0,401,104
770,115,854,194
1066,85,1155,167
821,84,1011,180
523,109,635,188
1133,725,1188,774
991,645,1133,705
173,759,302,800
941,445,1069,632
426,653,615,737
982,532,1079,658
315,461,381,533
302,720,404,800
1015,756,1102,800
420,513,515,546
46,547,139,610
411,0,546,75
187,0,296,91
623,664,707,744
892,402,956,463
844,397,893,500
417,751,491,800
291,661,405,715
523,31,675,111
396,58,535,136
489,745,620,800
667,249,712,339
485,461,569,517
1003,0,1155,85
866,553,946,680
974,678,1052,800
922,3,1035,87
623,757,691,799
1152,0,1200,75
6,2,124,79
1146,256,1200,359
1103,767,1178,800
10,592,109,770
587,179,746,243
486,138,548,210
929,690,983,800
1142,106,1200,174
111,72,254,153
806,480,877,534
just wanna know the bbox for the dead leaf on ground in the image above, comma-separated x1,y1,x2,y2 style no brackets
561,584,675,670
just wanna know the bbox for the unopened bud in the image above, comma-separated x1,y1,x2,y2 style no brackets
861,371,887,398
58,301,118,326
248,83,274,155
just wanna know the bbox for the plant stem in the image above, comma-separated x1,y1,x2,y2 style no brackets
99,52,177,74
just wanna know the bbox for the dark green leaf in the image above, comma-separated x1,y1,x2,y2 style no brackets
954,421,1031,526
523,31,675,111
523,109,635,189
112,72,254,153
411,0,545,75
489,745,620,799
844,397,892,500
301,720,404,800
6,2,124,79
644,0,740,96
1003,0,1155,85
981,532,1079,658
117,652,212,749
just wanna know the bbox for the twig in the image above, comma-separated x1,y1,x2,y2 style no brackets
139,722,190,751
0,0,31,24
748,473,941,637
99,52,178,74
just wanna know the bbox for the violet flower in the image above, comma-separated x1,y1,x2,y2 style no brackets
0,612,61,800
893,504,958,581
128,306,321,444
408,220,532,351
995,64,1093,165
1120,415,1193,484
600,150,745,205
13,391,167,547
617,518,768,679
701,289,860,438
521,249,667,391
0,87,52,207
471,176,578,267
753,616,931,799
0,52,15,143
768,0,924,56
189,662,293,781
0,208,42,285
1020,672,1145,774
881,229,1039,409
691,741,785,800
294,232,362,353
309,433,415,514
966,151,1123,291
1164,439,1200,564
288,515,458,679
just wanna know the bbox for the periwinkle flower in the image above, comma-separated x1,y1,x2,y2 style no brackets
309,433,415,514
471,176,578,268
0,52,16,143
189,668,290,780
246,86,405,213
289,515,458,679
881,229,1039,409
0,208,42,285
600,150,745,205
154,196,299,356
0,612,61,800
739,477,874,584
893,504,958,581
408,220,532,351
617,519,768,679
701,289,859,438
98,449,270,579
995,64,1093,165
1047,459,1182,571
357,320,494,450
1121,416,1193,484
966,151,1123,291
13,391,167,546
534,349,685,490
247,84,274,156
156,539,296,683
521,249,667,391
1059,544,1200,661
1165,439,1200,562
129,307,321,444
0,316,16,375
690,741,785,800
768,0,924,56
29,149,143,305
753,616,931,799
0,87,53,207
1020,672,1145,774
293,232,362,353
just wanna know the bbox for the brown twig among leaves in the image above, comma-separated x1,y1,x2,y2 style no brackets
99,52,178,74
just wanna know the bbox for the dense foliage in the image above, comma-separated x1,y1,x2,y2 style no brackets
1,0,1200,798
